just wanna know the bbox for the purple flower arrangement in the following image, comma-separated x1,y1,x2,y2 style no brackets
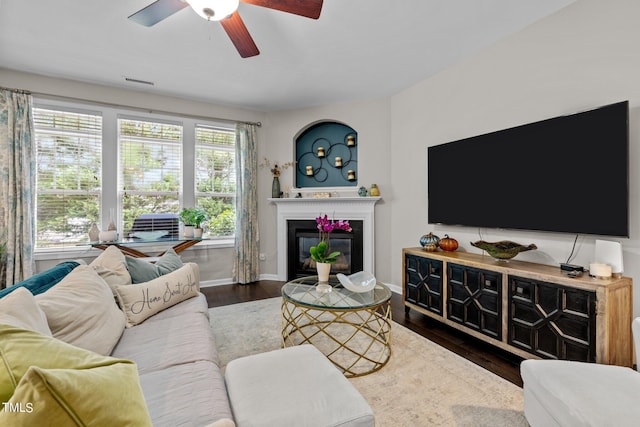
310,214,352,264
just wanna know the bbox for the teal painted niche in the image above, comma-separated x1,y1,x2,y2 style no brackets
296,122,357,188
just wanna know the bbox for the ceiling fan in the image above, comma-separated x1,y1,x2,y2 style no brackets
128,0,323,58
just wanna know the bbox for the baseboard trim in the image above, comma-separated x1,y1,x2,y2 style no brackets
200,273,281,288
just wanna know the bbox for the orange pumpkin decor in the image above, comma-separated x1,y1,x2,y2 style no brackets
438,234,459,252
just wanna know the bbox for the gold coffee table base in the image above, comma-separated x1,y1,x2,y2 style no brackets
281,297,392,377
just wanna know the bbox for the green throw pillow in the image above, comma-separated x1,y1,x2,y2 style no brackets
0,364,152,426
125,248,184,283
0,325,151,427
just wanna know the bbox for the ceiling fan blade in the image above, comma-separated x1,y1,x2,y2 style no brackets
128,0,189,27
241,0,323,19
220,12,260,58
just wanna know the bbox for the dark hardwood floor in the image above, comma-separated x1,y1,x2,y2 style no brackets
201,280,524,387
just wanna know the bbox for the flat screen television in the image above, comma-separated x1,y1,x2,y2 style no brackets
428,101,629,237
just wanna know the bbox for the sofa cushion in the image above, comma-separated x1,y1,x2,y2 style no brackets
111,303,218,372
143,291,209,322
114,262,200,326
126,248,184,283
225,345,375,427
35,265,126,355
139,360,233,427
0,363,152,427
521,359,640,427
0,287,51,336
89,245,132,292
0,325,136,401
0,261,80,299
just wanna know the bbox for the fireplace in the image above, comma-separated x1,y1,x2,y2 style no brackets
287,220,364,280
271,197,380,281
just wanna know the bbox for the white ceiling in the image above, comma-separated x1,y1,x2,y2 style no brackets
0,0,574,112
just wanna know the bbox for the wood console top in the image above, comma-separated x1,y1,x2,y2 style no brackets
403,247,631,292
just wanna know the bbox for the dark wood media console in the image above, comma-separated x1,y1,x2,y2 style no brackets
403,248,633,367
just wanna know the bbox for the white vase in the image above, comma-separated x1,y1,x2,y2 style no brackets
193,227,203,238
183,225,194,238
316,262,331,282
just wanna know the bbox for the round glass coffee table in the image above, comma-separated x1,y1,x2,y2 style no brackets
281,275,392,377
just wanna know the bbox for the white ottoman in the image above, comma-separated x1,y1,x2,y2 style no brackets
521,359,640,427
224,344,374,427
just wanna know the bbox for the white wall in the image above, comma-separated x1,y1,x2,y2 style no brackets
389,0,640,316
0,68,265,284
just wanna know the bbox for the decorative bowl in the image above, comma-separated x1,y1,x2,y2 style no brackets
470,240,537,260
131,230,169,240
336,271,377,293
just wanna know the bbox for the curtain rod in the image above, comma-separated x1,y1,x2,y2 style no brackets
1,86,262,127
0,85,32,95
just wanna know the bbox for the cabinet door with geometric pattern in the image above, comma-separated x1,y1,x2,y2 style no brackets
404,254,443,315
508,275,596,362
447,263,502,339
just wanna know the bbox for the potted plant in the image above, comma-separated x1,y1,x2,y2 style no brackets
179,208,208,238
309,214,352,283
179,208,196,238
191,208,208,238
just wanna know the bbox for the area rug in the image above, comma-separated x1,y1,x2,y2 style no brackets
209,298,527,427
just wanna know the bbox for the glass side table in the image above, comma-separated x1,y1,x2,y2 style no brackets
87,236,204,258
281,275,392,377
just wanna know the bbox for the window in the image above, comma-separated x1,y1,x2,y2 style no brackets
33,107,102,249
195,125,236,237
33,100,238,251
119,118,182,234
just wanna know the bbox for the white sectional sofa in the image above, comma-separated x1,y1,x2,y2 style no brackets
0,246,374,426
521,317,640,427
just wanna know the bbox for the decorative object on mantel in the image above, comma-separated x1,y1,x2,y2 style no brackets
420,232,440,252
471,240,537,260
309,215,352,284
260,157,293,198
358,186,368,197
438,234,459,252
369,184,380,197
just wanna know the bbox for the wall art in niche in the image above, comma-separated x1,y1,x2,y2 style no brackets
295,121,357,188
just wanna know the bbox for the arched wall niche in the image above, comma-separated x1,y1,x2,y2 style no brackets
294,120,358,188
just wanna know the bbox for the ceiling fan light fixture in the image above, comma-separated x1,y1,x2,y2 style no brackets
186,0,239,21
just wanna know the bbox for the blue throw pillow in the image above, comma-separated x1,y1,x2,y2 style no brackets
125,248,184,284
0,261,80,299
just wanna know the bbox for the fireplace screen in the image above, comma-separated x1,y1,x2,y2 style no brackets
288,220,363,280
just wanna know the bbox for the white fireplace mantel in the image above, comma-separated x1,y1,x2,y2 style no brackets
270,197,381,281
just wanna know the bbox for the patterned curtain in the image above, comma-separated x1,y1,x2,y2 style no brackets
0,89,36,288
233,123,260,284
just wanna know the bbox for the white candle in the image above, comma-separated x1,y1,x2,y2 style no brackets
590,263,612,278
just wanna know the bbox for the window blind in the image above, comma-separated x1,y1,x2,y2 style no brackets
119,118,182,235
34,108,102,249
195,125,236,237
